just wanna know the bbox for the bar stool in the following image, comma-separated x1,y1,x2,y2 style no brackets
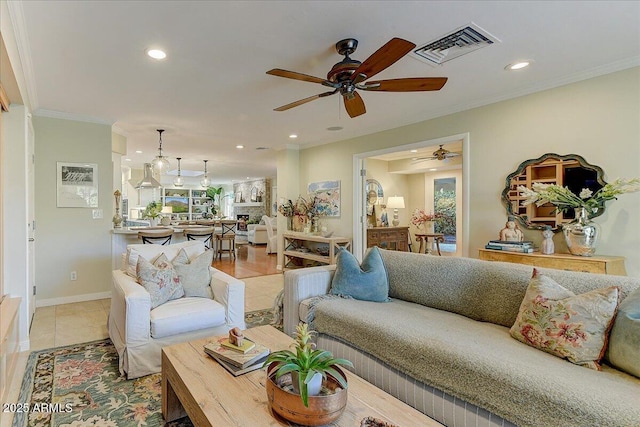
138,229,173,245
184,227,214,250
214,219,237,260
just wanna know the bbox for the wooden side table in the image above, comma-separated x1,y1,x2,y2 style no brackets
478,248,626,275
415,233,444,255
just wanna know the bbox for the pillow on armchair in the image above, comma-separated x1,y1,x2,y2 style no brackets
172,248,214,298
136,254,185,309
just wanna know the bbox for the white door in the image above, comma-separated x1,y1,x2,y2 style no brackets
27,115,35,326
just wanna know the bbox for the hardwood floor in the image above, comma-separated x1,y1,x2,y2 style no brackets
211,242,279,279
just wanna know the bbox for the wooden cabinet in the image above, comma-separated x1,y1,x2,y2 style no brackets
367,227,409,252
283,232,351,269
478,249,626,275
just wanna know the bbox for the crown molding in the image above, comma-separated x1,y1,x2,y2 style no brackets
34,108,113,125
111,124,130,137
6,0,38,110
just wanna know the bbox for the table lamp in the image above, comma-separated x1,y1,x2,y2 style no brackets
386,196,405,226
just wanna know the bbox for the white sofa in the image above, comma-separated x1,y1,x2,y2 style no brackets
109,240,245,379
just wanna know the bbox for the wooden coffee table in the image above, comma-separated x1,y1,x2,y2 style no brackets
162,325,442,426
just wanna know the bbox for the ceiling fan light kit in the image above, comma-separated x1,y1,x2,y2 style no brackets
267,37,448,118
412,144,461,162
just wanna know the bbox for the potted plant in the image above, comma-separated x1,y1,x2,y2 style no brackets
265,323,352,425
143,201,162,226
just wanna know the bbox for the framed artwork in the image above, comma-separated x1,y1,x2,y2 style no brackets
56,162,99,208
308,180,341,217
250,186,258,202
234,192,242,203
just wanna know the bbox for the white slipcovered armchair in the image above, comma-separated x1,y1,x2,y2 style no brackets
262,215,277,254
247,223,268,245
109,240,245,379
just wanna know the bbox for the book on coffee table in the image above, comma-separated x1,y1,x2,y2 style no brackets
208,352,269,377
220,337,256,353
204,337,270,368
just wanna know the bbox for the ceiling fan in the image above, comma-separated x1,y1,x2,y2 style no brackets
266,37,448,118
412,145,461,162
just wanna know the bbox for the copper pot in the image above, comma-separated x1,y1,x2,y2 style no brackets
266,364,348,426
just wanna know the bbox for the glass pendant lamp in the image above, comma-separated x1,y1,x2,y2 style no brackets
173,157,184,187
151,129,171,174
200,160,210,187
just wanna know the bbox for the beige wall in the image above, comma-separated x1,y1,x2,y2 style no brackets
33,116,113,303
295,67,640,277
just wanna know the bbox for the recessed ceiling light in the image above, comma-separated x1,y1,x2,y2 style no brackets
289,134,298,139
125,158,132,162
135,150,143,154
327,126,343,131
505,60,532,71
410,149,418,153
146,49,167,60
429,168,437,171
246,177,250,180
236,145,244,149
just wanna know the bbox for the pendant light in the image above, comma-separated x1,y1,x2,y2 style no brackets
200,160,210,187
151,129,171,174
173,157,184,187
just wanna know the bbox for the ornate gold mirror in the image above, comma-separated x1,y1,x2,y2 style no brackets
501,153,606,231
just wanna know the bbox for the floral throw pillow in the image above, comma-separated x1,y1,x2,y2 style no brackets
136,253,185,309
510,269,620,370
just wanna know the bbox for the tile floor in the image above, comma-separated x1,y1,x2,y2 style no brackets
1,273,284,426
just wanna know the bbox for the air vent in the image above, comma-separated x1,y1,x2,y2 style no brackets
412,22,500,66
255,146,270,151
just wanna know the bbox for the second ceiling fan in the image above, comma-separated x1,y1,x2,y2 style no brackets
267,37,448,118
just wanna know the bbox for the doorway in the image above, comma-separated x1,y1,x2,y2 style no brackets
352,133,469,260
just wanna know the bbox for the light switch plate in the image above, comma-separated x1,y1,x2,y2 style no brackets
92,209,103,219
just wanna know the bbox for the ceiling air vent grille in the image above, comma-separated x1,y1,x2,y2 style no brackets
412,23,500,66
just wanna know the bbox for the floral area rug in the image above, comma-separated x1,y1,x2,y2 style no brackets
12,309,276,427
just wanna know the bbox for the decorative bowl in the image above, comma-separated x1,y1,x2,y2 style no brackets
266,367,347,426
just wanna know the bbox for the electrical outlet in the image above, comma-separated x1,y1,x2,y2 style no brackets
70,271,77,281
92,209,103,219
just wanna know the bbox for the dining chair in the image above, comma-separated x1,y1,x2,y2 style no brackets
138,229,173,245
184,227,215,250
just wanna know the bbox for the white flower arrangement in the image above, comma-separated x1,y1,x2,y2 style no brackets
518,178,640,216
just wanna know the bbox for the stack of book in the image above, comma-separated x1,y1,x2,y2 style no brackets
485,240,535,253
204,336,271,376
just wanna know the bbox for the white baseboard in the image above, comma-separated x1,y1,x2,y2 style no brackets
36,291,111,308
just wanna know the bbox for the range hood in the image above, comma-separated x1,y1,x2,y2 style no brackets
135,163,162,189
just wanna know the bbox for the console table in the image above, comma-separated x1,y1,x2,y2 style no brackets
367,226,409,252
478,248,626,276
283,232,351,269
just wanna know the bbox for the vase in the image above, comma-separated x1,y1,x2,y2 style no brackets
293,215,307,232
149,217,159,227
562,207,600,257
266,365,348,426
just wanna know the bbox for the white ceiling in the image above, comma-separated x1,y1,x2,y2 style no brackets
10,1,640,183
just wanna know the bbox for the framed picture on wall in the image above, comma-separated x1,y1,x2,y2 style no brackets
234,192,242,203
56,162,99,208
308,180,341,217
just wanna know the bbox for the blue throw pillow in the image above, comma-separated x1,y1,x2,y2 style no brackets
330,246,390,302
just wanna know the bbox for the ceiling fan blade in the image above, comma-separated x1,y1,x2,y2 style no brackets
273,90,337,112
266,68,329,85
344,91,366,118
360,77,448,92
351,38,416,84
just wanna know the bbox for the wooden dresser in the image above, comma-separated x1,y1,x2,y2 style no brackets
478,248,626,276
367,226,409,252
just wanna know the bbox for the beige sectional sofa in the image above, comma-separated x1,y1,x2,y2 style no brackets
283,250,640,427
